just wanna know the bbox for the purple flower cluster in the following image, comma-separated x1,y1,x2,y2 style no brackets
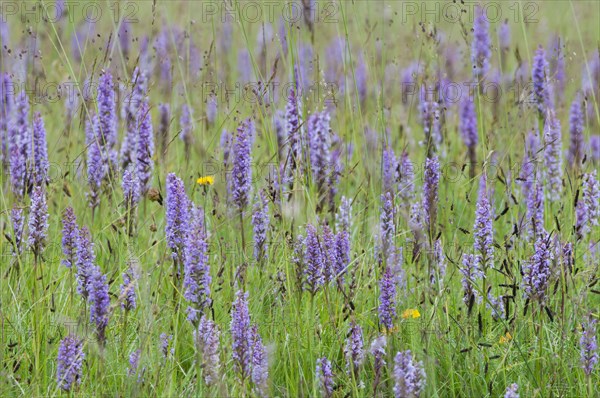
549,37,566,102
295,48,313,92
165,173,190,260
87,265,110,344
122,167,141,209
567,95,584,167
231,291,252,381
32,112,49,186
221,128,233,171
195,315,221,385
128,349,141,379
321,225,338,282
336,196,352,232
580,315,598,376
335,229,350,279
460,253,483,305
473,175,493,271
120,265,137,311
231,119,254,210
543,109,563,200
61,207,78,268
136,99,154,195
581,52,600,101
504,383,519,398
86,115,105,209
9,91,30,200
250,324,269,397
532,46,552,115
308,111,333,195
220,20,233,54
398,152,415,205
158,103,170,156
418,86,442,149
252,192,269,262
97,71,118,172
380,193,396,265
206,94,217,125
519,129,541,201
522,233,553,305
315,357,334,398
430,239,446,286
471,5,491,80
118,20,130,59
230,291,268,392
75,227,95,300
576,171,599,237
591,135,600,162
273,110,286,162
487,292,505,320
179,103,193,148
183,205,211,324
498,21,511,51
304,224,325,294
27,186,49,256
378,266,397,330
393,350,426,398
370,336,387,392
285,89,304,176
459,97,478,154
237,49,252,84
422,156,440,238
354,54,368,104
409,198,426,258
121,68,148,170
156,31,174,86
56,335,84,391
160,333,173,359
327,143,343,210
526,180,545,241
344,322,364,375
382,147,398,196
0,73,13,164
221,131,239,200
585,172,600,227
71,21,95,63
297,222,349,293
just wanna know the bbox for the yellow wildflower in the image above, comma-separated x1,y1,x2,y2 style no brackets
499,332,512,344
196,176,215,185
401,309,421,319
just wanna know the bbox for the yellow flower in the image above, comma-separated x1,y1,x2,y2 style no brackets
401,309,421,319
499,332,512,344
196,176,214,186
